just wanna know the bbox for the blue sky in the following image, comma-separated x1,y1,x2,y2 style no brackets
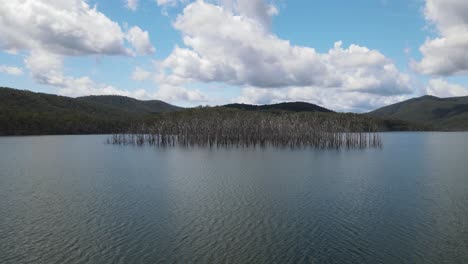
1,0,468,112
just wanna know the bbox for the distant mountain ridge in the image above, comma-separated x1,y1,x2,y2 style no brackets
368,95,468,131
0,87,182,135
2,86,468,135
223,102,333,113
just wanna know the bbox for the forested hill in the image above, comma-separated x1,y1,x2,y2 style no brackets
368,95,468,131
0,87,455,135
77,95,181,114
223,102,333,113
0,87,182,135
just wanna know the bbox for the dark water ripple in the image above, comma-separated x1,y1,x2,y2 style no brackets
1,133,468,263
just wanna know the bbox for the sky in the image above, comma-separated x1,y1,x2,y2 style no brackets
1,0,468,112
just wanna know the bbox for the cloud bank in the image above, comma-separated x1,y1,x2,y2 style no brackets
413,0,468,76
2,0,467,109
155,1,412,111
426,78,468,97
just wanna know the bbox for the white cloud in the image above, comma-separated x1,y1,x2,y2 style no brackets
156,0,278,28
413,0,468,75
426,78,468,97
126,26,156,55
24,50,148,99
236,87,410,113
0,65,23,76
24,51,65,86
0,0,155,57
0,0,131,56
156,1,412,110
326,42,411,95
155,84,208,103
220,0,278,29
22,50,207,104
131,67,152,81
57,77,149,99
126,0,139,11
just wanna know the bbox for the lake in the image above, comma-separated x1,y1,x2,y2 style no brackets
1,133,467,263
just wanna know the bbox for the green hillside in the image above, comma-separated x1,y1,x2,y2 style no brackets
368,95,468,131
0,87,182,135
77,95,181,114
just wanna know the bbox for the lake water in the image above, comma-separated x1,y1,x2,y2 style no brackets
1,133,467,263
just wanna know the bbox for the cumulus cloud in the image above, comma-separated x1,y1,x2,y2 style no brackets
426,78,468,97
220,0,278,29
57,77,149,99
155,84,208,103
156,0,277,28
156,1,412,110
0,65,23,76
0,0,131,56
131,67,152,81
24,51,64,86
0,0,155,57
413,0,468,75
236,87,410,113
126,26,156,55
24,50,148,99
126,0,139,11
22,49,207,103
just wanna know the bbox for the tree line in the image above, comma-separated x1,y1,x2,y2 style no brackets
109,107,383,149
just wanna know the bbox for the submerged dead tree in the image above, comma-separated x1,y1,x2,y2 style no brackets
108,107,382,149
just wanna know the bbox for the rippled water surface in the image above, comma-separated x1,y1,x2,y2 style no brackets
1,133,468,263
